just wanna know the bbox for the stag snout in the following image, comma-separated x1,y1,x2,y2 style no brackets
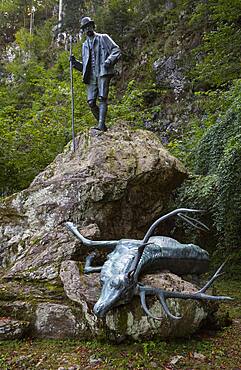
93,274,135,318
93,288,120,318
93,302,109,317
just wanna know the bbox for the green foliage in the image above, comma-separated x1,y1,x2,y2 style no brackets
95,0,138,48
192,24,241,87
0,61,68,193
0,0,56,50
0,23,90,195
61,0,86,34
94,0,167,59
166,117,206,165
214,138,241,247
108,80,161,129
195,81,241,175
190,1,241,88
109,80,145,124
177,80,241,252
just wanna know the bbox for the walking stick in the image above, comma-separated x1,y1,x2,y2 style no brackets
69,35,76,151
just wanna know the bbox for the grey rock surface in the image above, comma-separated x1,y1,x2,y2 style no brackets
153,54,188,95
0,269,217,342
34,303,86,339
0,317,30,340
0,123,187,280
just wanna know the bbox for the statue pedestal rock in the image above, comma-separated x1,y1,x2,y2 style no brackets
0,124,230,341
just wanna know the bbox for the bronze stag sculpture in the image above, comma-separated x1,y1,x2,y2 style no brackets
66,208,232,320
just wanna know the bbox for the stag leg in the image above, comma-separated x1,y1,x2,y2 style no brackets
84,252,102,273
137,262,233,320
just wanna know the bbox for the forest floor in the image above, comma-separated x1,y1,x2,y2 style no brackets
0,280,240,370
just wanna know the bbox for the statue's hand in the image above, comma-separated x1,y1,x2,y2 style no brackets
70,56,83,72
104,60,111,68
69,55,76,63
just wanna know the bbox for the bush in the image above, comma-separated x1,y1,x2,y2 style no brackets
177,80,241,257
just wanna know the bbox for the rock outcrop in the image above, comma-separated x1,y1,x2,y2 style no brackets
0,123,217,341
0,123,187,280
153,54,189,96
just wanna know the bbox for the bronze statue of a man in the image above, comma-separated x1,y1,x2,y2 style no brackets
71,16,121,132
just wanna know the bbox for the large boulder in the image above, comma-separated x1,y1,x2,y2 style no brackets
0,123,218,341
0,123,187,280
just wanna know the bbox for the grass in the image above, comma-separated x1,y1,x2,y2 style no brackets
0,279,240,369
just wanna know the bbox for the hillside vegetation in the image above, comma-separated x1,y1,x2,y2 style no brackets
0,0,240,264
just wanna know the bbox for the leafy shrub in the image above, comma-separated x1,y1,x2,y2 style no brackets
189,0,241,88
177,80,241,255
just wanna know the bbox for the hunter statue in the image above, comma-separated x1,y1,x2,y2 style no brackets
70,16,121,132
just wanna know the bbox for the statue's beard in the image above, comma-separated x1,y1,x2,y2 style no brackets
87,30,94,37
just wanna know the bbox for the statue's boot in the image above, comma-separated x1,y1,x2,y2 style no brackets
90,104,99,121
96,100,108,131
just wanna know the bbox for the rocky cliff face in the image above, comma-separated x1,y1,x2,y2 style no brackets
0,123,216,341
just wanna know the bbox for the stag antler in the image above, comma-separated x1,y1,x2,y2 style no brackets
131,208,209,281
127,242,154,280
177,212,209,231
65,222,118,248
143,208,209,243
137,262,233,320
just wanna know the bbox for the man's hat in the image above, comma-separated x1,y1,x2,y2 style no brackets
80,16,95,30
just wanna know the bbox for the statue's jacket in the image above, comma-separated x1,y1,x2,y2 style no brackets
81,32,121,84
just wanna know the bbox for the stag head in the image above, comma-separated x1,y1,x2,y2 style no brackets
93,273,135,317
93,241,152,317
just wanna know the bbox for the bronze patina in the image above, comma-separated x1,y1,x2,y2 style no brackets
66,208,232,320
70,16,121,132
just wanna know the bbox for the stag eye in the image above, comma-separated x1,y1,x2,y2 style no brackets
110,279,123,289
